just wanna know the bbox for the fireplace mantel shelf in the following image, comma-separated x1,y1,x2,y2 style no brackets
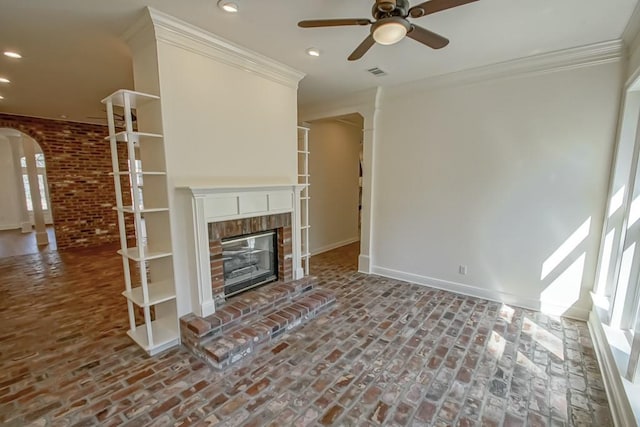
181,183,306,317
180,183,305,196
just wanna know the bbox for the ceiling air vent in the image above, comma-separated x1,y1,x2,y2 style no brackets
367,67,387,77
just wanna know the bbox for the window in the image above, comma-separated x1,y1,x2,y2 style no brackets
594,88,640,384
20,154,49,212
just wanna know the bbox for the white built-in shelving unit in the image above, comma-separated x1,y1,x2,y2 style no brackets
103,89,179,356
297,126,311,274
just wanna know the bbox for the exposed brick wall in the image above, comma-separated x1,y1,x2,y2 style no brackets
0,113,131,250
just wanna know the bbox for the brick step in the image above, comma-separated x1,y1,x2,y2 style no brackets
180,275,318,346
198,288,336,369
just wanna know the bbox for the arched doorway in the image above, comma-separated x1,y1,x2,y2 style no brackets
0,128,56,257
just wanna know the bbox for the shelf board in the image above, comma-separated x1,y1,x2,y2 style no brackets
123,280,176,307
111,171,166,176
105,131,163,143
114,206,169,214
101,89,160,108
127,317,179,356
118,247,172,262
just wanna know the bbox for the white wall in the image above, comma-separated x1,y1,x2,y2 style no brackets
0,136,21,230
127,9,303,317
373,61,623,319
156,48,298,187
308,120,361,254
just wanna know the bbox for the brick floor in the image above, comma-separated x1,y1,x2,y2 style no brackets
0,243,612,426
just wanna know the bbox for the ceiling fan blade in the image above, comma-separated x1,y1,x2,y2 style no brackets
408,0,478,18
298,19,371,28
407,25,449,49
348,35,376,61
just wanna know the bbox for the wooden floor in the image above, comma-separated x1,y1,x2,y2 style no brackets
0,226,57,258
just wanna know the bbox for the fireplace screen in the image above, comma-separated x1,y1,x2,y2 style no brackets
222,230,277,297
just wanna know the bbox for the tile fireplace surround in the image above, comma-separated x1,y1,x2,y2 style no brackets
183,184,304,317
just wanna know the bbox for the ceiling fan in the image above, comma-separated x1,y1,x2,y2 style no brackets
298,0,478,61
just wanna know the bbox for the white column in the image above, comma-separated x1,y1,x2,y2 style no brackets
22,139,48,245
7,135,32,233
192,195,215,317
358,88,381,274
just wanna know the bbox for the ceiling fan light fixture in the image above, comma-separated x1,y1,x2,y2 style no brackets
372,18,409,45
217,0,238,13
306,47,321,57
4,51,22,59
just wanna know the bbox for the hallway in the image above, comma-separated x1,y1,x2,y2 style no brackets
0,226,56,258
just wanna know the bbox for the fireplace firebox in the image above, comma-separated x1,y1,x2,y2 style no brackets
222,230,277,297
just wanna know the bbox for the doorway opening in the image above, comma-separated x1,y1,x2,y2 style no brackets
0,128,56,257
305,113,364,266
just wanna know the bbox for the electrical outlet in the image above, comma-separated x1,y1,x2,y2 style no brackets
459,265,467,275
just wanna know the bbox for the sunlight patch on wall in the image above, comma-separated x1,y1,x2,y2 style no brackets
609,186,625,218
629,194,640,229
540,218,591,281
540,253,586,317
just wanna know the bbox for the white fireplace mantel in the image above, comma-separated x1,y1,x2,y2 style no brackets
181,184,305,317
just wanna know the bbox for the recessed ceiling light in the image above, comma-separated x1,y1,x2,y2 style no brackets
4,51,22,59
60,114,68,119
0,78,9,84
218,0,238,12
0,95,4,100
306,47,321,57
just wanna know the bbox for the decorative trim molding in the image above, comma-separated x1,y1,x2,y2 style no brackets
311,237,359,256
0,224,19,231
371,265,590,321
146,8,305,89
385,40,625,100
182,184,304,316
588,309,637,427
299,88,377,123
358,255,371,274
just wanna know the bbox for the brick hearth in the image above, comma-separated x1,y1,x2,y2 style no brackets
181,276,336,370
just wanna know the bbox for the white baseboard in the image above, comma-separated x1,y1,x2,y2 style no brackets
588,309,637,426
311,237,359,256
0,224,20,231
371,265,590,320
358,254,371,274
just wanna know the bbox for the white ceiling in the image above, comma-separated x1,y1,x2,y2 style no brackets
0,0,637,124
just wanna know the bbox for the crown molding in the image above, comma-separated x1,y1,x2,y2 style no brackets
298,88,377,122
385,39,624,100
145,7,304,89
122,9,157,53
